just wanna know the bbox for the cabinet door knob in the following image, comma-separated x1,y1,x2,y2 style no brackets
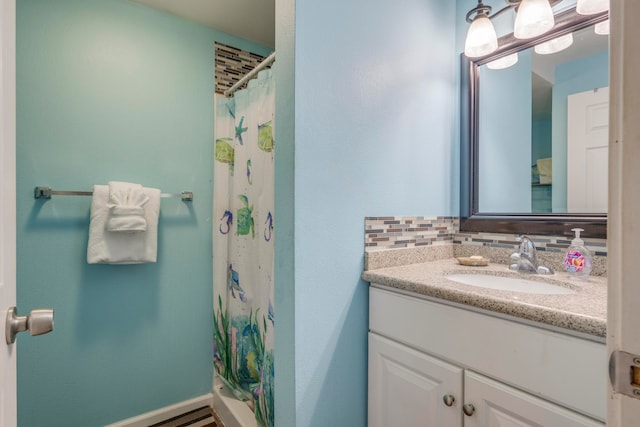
463,403,476,416
442,394,455,407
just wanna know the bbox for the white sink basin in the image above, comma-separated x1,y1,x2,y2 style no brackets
445,273,576,295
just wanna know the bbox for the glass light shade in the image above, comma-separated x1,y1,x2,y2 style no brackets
514,0,555,39
577,0,609,15
594,19,610,35
464,14,498,58
486,53,519,70
534,33,574,55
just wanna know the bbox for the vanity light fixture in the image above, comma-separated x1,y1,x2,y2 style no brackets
534,33,573,54
464,0,562,58
576,0,609,15
486,52,519,69
594,19,609,35
514,0,555,39
464,1,498,58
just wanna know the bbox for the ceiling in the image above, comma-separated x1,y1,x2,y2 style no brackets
131,0,275,48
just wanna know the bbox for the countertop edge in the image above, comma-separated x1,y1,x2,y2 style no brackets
362,261,607,339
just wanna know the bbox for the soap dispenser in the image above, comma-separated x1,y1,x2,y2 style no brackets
563,228,592,280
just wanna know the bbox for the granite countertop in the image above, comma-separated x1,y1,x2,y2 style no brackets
362,258,607,339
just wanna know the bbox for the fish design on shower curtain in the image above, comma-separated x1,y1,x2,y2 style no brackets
213,68,275,427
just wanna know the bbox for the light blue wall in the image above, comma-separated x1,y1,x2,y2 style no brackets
551,51,608,212
16,1,270,426
273,0,296,424
478,51,533,212
289,0,457,425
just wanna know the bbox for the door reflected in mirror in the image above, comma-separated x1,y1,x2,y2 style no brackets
478,24,608,214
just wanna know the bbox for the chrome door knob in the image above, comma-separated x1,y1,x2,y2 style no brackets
442,394,456,407
5,307,54,344
463,403,476,416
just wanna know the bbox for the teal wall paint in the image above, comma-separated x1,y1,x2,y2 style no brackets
291,0,456,425
16,1,270,426
532,118,552,162
532,118,552,212
551,51,608,212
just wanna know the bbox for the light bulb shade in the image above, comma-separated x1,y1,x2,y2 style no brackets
486,53,519,70
514,0,555,39
534,33,573,55
594,19,609,35
464,14,498,58
577,0,609,15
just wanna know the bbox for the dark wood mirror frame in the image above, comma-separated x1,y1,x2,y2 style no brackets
460,7,609,239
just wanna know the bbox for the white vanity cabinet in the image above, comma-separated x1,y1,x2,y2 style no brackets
369,333,463,427
368,285,606,427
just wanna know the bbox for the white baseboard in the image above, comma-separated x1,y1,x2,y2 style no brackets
105,393,214,427
212,378,257,427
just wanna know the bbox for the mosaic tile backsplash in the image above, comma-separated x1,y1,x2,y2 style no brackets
454,231,608,256
364,216,608,275
364,216,607,255
215,42,268,95
365,216,458,250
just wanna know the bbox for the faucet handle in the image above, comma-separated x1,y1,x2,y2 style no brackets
517,235,535,253
517,234,532,243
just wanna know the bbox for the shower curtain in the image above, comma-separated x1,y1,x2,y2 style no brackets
213,68,275,427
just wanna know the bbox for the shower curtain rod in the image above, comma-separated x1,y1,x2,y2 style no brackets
224,51,276,97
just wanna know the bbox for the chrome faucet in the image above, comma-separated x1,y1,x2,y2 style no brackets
509,235,554,275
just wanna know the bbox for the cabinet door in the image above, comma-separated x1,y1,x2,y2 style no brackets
463,371,604,427
368,333,463,427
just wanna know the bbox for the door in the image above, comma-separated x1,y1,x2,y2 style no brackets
368,333,463,427
567,87,609,213
608,0,640,425
463,371,604,427
0,0,17,425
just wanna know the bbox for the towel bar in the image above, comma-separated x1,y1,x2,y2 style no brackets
34,186,193,202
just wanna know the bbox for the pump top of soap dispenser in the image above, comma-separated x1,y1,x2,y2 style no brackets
570,228,584,245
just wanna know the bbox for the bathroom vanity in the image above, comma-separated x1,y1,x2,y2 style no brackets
364,260,607,426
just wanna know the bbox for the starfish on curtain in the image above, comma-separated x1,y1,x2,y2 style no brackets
235,116,248,145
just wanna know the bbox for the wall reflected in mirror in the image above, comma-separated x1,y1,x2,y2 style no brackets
478,23,608,214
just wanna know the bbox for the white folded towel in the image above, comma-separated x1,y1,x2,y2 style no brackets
107,181,150,232
87,184,161,264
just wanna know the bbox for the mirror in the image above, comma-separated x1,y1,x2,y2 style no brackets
460,7,609,238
